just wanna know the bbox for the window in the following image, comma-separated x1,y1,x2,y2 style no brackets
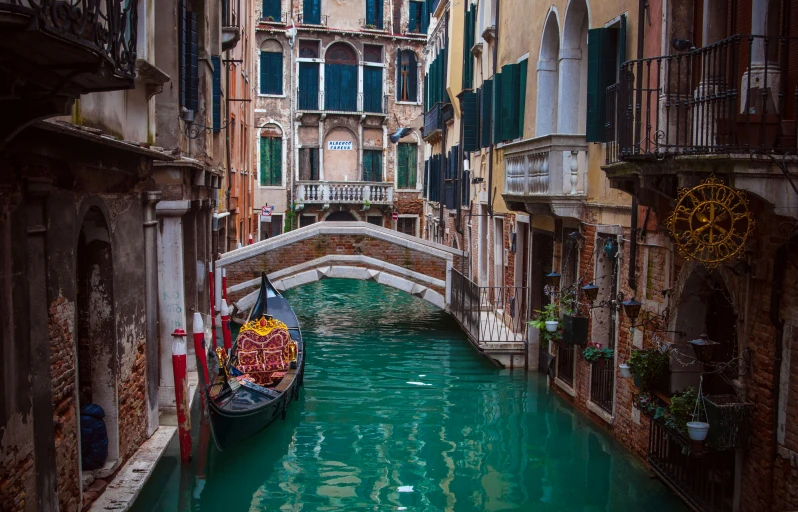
397,217,417,236
461,90,478,151
211,55,222,132
586,15,626,142
299,148,319,180
408,1,428,33
396,50,418,102
262,0,281,21
260,135,282,186
492,60,528,143
261,215,282,239
397,143,417,189
362,150,383,182
364,45,383,63
260,41,283,95
365,0,383,29
325,43,358,111
367,215,383,227
179,5,199,113
363,66,383,113
299,40,319,58
299,215,317,227
298,62,320,109
302,0,320,24
462,5,476,89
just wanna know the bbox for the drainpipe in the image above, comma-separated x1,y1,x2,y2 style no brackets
454,0,469,268
487,0,499,216
628,0,647,292
223,42,232,255
438,11,448,244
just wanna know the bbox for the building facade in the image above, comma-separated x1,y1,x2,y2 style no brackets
253,0,428,240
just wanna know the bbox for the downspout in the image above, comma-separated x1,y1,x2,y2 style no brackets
222,49,232,256
454,0,468,266
438,11,448,244
628,0,646,292
287,20,296,230
487,0,499,216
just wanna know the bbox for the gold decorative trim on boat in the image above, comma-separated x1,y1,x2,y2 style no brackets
240,316,289,337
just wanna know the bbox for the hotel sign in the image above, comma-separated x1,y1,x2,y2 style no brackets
327,141,353,151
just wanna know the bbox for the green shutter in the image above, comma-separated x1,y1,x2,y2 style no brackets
363,66,383,112
260,137,282,186
363,150,383,181
303,0,321,24
211,55,222,132
493,72,502,143
398,144,418,188
518,59,528,138
462,91,478,152
261,51,283,95
501,63,519,141
586,27,618,142
481,78,493,148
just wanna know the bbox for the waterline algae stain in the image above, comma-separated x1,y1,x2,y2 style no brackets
133,279,686,511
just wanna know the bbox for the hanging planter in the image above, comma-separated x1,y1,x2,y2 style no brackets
686,421,710,441
619,363,632,379
563,314,588,345
545,320,559,332
704,395,754,450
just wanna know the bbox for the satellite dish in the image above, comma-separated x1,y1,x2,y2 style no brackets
389,127,412,144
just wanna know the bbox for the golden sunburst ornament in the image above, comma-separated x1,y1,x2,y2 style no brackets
667,176,754,268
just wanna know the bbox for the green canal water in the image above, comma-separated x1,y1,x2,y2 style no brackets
133,279,686,511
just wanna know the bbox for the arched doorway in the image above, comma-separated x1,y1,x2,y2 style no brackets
536,11,560,136
325,211,358,221
76,206,118,473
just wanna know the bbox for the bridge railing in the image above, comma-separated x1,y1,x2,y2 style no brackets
450,268,527,345
296,181,394,205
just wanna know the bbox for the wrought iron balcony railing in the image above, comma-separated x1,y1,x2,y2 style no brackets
0,0,139,87
450,268,527,346
606,34,798,164
503,134,589,197
260,10,289,24
296,181,394,205
297,90,389,115
423,102,452,140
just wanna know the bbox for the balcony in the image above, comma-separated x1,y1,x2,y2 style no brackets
295,181,394,206
423,102,452,142
297,90,389,115
602,34,798,216
0,0,139,136
222,0,241,51
502,134,589,219
297,13,328,26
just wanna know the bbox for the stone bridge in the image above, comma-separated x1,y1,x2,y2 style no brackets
217,222,465,311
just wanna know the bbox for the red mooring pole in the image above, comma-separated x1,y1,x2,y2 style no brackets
222,268,228,302
192,312,210,392
221,299,232,351
171,328,192,462
209,264,217,348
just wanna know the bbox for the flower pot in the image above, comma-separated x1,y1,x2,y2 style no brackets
619,364,632,379
687,421,710,442
545,320,559,332
563,314,588,345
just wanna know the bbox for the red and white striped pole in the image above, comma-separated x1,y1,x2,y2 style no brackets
171,328,192,462
248,233,254,245
221,268,228,302
220,299,232,351
192,312,210,402
209,263,217,348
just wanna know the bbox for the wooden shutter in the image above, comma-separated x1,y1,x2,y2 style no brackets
269,52,283,95
325,64,357,111
179,1,187,108
493,72,503,143
501,63,519,141
260,137,270,186
187,11,199,112
462,7,474,89
421,0,429,33
211,56,222,132
366,0,383,28
481,78,493,148
299,148,311,180
461,91,478,152
303,0,320,24
408,2,418,32
407,53,417,102
423,159,429,197
518,59,528,138
298,62,319,109
363,66,383,113
586,28,618,142
397,144,418,188
259,52,269,94
363,150,383,181
310,148,319,180
397,144,408,188
407,144,417,188
263,0,281,20
261,137,282,186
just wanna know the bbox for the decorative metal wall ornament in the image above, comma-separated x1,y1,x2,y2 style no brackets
667,176,754,268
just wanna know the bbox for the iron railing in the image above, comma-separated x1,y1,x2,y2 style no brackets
298,13,327,26
297,90,389,114
359,18,385,31
0,0,139,80
589,358,614,414
556,344,575,387
222,0,240,27
450,268,527,346
423,102,452,139
648,417,735,511
260,10,289,24
606,34,798,164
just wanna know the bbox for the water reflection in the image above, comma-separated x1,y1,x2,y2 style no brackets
133,279,685,512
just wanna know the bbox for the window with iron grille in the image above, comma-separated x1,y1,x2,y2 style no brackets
397,217,417,236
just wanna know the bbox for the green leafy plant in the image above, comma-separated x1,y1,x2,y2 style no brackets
365,23,377,29
362,199,371,210
667,387,700,435
582,342,614,364
265,15,275,21
627,348,669,389
528,302,561,344
283,203,297,233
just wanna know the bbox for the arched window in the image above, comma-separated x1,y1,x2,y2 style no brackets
397,50,418,102
260,40,283,95
325,43,358,111
536,12,560,137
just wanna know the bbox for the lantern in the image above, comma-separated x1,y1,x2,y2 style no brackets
687,334,720,364
604,238,619,260
546,271,561,288
621,297,642,320
582,282,599,302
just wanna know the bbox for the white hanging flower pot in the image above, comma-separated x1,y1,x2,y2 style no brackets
545,320,559,332
619,363,632,379
687,421,710,441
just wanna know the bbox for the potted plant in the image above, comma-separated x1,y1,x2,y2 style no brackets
582,342,614,364
528,302,562,343
265,15,275,21
619,363,632,378
627,348,669,390
361,199,371,211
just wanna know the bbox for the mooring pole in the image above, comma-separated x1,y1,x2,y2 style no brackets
209,264,217,348
221,299,232,351
192,312,210,408
171,328,192,462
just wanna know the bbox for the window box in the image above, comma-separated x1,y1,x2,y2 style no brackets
704,395,754,451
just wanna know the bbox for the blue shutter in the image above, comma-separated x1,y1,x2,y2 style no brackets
408,2,418,32
179,1,187,108
363,66,383,112
303,0,320,24
407,53,418,102
461,91,478,152
298,62,319,109
421,0,429,33
423,159,429,197
263,0,281,20
211,55,222,132
187,12,199,112
366,0,382,28
261,52,283,95
480,79,493,148
325,64,357,111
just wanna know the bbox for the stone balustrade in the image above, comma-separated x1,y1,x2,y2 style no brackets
503,134,588,197
296,181,394,205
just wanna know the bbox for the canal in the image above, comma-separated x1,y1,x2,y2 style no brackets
133,279,686,511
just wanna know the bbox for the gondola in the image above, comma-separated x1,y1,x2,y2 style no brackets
205,273,305,451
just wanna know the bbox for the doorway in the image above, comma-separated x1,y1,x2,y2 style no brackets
530,231,554,315
325,211,357,221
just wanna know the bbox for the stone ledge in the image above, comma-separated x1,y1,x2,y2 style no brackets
554,377,577,397
586,400,615,425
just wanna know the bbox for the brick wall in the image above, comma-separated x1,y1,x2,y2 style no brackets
118,341,147,462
